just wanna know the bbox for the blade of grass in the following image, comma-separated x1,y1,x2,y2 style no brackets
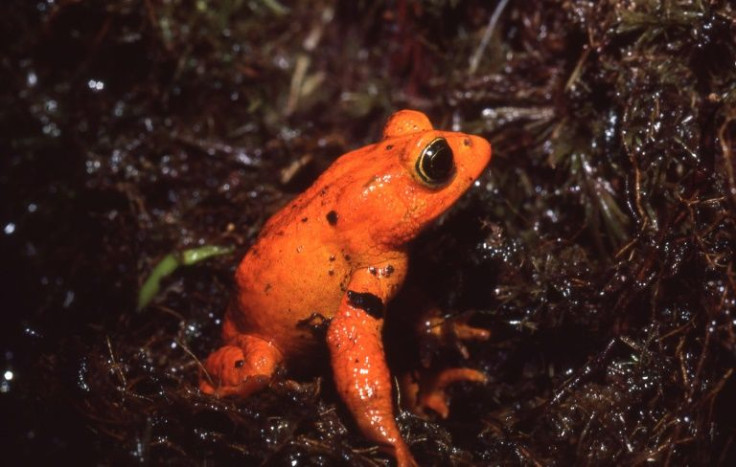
137,245,234,310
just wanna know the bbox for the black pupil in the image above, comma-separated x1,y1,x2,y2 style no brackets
421,138,454,183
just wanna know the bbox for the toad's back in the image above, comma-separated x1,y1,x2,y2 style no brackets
226,178,356,360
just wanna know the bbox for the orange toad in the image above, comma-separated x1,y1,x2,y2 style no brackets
200,110,492,466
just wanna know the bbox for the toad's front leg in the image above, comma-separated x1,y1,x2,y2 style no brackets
326,269,417,467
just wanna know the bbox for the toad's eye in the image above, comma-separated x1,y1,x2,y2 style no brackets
415,138,455,186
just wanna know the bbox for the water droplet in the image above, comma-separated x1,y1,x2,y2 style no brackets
87,79,105,91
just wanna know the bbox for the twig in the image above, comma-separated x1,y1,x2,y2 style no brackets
468,0,511,75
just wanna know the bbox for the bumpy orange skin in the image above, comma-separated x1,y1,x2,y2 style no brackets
200,110,491,466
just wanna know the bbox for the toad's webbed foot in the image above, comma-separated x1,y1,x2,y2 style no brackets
401,367,487,418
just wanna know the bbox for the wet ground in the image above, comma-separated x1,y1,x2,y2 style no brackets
2,1,735,465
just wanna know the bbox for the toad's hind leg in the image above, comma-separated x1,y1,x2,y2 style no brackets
199,333,283,398
400,367,487,419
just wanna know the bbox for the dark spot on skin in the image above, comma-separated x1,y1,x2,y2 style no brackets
347,290,384,319
385,264,394,276
328,270,335,276
326,210,338,226
463,138,471,146
386,144,393,150
301,217,308,223
354,359,359,363
329,255,336,262
264,283,272,292
234,360,245,368
344,254,351,262
291,203,298,209
319,186,329,197
368,267,377,275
